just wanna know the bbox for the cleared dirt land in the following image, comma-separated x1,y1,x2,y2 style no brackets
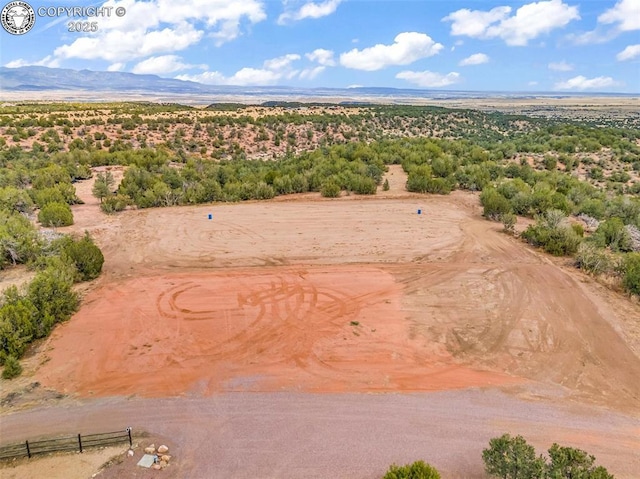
2,166,640,478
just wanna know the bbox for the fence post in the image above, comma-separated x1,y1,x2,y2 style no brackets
26,440,31,459
126,427,132,447
78,434,83,453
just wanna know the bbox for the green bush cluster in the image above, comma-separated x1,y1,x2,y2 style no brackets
111,142,386,206
620,253,640,296
0,233,104,379
483,434,614,479
0,211,41,269
521,210,582,256
0,259,78,370
38,201,74,227
383,461,441,479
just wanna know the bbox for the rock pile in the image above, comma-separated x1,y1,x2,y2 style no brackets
143,444,172,470
625,224,640,252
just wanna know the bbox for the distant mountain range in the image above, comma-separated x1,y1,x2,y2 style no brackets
0,66,635,100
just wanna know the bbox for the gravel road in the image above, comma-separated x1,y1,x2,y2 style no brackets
2,389,638,478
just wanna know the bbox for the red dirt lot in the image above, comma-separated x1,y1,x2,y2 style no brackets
36,267,518,397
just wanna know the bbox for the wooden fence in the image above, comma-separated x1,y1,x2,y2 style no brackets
0,428,132,460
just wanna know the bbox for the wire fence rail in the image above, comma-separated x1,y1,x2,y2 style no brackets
0,428,132,460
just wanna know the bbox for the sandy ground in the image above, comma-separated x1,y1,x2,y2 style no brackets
1,392,638,479
0,446,126,479
0,266,35,294
2,166,640,478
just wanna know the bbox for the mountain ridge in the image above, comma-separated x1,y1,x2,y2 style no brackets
1,66,636,98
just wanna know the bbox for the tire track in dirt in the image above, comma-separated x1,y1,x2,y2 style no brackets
393,210,640,411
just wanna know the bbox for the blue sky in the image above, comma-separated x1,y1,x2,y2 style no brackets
1,0,639,92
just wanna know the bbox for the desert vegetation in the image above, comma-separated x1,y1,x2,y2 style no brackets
0,159,103,378
482,434,614,479
379,434,615,479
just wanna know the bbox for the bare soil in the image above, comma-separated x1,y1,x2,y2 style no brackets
0,446,126,479
2,165,640,478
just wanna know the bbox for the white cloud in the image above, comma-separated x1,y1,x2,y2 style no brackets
176,53,306,86
528,81,539,86
299,66,325,80
554,75,619,90
4,55,59,68
278,0,342,25
340,32,443,71
4,59,32,68
444,6,511,37
107,62,126,72
54,23,204,63
39,0,266,67
548,61,573,71
177,68,279,86
264,54,301,71
305,48,336,66
396,70,461,88
443,0,580,46
617,44,640,61
176,71,227,84
567,28,616,45
459,53,489,66
598,0,640,32
228,68,284,85
132,55,206,75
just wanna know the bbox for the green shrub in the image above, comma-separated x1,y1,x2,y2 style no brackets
62,233,104,282
480,187,512,221
100,194,130,214
383,460,441,479
620,253,640,296
424,177,454,195
502,213,517,234
575,243,612,275
406,171,431,193
547,443,613,479
522,224,582,256
571,223,584,237
0,211,41,268
543,156,557,170
0,187,34,213
350,176,378,195
592,218,632,252
253,181,276,200
521,211,582,256
0,288,37,361
589,167,604,180
482,434,545,479
27,263,78,339
38,202,73,227
321,180,341,198
1,355,22,379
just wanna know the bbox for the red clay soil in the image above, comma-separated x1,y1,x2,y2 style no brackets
36,266,518,397
32,167,640,411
